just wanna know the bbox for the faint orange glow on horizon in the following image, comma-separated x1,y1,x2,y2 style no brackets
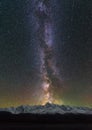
40,82,63,105
41,96,64,106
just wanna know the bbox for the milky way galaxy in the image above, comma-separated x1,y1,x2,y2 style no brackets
34,0,62,105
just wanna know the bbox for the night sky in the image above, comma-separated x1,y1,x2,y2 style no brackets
0,0,92,107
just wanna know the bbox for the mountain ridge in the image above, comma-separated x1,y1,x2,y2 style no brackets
0,103,92,114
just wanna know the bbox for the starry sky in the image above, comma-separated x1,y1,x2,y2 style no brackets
0,0,92,107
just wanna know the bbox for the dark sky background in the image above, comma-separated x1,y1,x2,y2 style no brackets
0,0,92,107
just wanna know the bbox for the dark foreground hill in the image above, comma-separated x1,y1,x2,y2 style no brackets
0,103,92,130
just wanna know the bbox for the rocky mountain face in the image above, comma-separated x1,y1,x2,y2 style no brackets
0,103,92,114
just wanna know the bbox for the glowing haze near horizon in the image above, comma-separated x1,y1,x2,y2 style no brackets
0,0,92,108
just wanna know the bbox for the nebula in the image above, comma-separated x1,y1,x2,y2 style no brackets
34,0,62,105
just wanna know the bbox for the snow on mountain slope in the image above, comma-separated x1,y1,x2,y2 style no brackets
0,103,92,114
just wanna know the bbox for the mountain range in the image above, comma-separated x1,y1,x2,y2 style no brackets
0,103,92,115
